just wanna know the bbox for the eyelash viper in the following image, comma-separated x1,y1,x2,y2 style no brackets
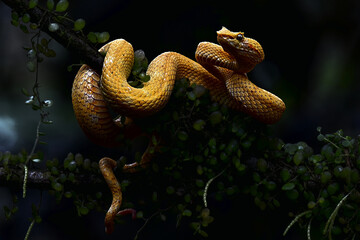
72,27,285,234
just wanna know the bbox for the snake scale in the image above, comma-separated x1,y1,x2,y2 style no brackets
72,27,285,233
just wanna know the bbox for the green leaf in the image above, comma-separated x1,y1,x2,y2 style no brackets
11,19,19,27
342,139,351,147
182,209,192,217
208,137,216,147
309,154,323,163
26,61,36,72
41,38,48,47
177,131,188,141
74,18,86,31
307,201,316,209
11,206,19,214
20,24,29,33
28,0,38,9
29,23,38,30
280,168,291,182
256,158,267,172
97,32,110,43
195,179,204,188
55,0,69,12
296,165,307,175
317,133,325,141
254,197,267,210
4,206,11,220
11,11,19,21
293,151,303,165
46,49,57,57
282,182,295,191
166,186,175,194
22,14,30,23
286,189,299,200
209,111,222,125
320,171,332,184
151,135,158,146
193,119,206,131
266,181,277,191
327,182,339,195
139,73,150,82
78,206,89,215
52,182,63,191
198,229,208,237
47,0,54,10
87,32,97,43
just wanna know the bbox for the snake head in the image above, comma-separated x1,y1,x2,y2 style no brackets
217,27,264,72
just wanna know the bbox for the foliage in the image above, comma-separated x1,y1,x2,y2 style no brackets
1,1,360,239
3,73,360,238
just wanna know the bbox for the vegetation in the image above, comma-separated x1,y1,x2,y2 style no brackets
1,0,360,239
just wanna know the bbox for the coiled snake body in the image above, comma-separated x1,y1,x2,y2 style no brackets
72,27,285,234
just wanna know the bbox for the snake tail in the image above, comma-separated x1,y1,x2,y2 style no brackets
99,157,122,234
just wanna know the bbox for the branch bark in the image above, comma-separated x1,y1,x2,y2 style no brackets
2,0,104,72
0,166,105,192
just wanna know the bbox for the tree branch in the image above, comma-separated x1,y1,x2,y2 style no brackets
2,0,104,72
0,166,105,192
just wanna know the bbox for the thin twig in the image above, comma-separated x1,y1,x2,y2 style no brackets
24,219,35,240
23,116,42,199
203,166,228,207
323,189,354,238
307,218,312,240
133,207,171,240
283,210,312,236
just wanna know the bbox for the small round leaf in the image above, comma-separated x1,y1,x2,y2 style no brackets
282,182,295,191
55,0,69,12
47,0,54,10
28,0,38,9
74,18,86,31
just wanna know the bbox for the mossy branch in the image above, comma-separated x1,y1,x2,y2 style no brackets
0,165,105,192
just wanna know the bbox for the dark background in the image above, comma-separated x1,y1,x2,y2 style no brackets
0,0,360,239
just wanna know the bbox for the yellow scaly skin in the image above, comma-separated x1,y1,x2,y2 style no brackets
71,27,285,234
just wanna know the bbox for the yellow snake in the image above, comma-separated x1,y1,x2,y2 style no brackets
72,27,285,234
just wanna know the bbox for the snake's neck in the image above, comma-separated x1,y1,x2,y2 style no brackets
196,42,255,75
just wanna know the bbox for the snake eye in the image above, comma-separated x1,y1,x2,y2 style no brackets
236,34,244,41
